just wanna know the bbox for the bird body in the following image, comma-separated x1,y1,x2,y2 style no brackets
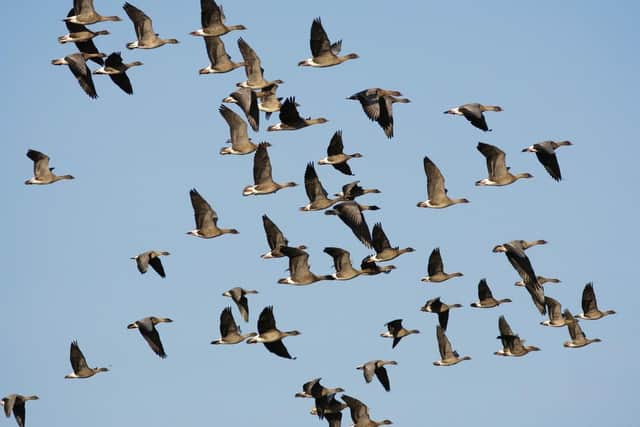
24,150,74,185
298,18,359,68
127,316,173,358
123,2,178,49
64,341,108,379
131,250,170,277
186,189,239,238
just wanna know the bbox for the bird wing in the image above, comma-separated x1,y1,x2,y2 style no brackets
189,189,217,230
564,310,585,341
230,88,259,132
252,143,273,185
423,156,447,201
354,93,381,121
262,215,287,251
545,296,562,321
310,17,332,57
201,0,223,28
332,162,353,176
342,395,370,424
385,319,403,335
371,223,391,253
27,150,53,180
498,315,514,338
460,104,489,131
138,322,167,358
70,341,90,374
374,365,391,391
257,306,277,334
67,54,98,99
376,96,394,138
2,395,15,418
264,340,294,359
477,142,508,179
219,306,239,336
237,295,250,322
335,203,372,248
534,143,562,181
123,2,155,44
279,97,303,126
581,283,598,314
148,256,166,278
504,242,545,314
478,278,493,300
437,310,450,331
282,246,312,281
75,0,94,16
323,247,351,273
304,163,329,201
436,325,454,359
327,130,344,156
362,363,375,383
237,38,263,83
219,105,251,151
108,72,133,95
427,248,444,276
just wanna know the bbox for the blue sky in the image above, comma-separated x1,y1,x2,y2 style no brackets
2,1,638,426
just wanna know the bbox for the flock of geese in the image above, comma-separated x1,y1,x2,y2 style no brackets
7,1,616,427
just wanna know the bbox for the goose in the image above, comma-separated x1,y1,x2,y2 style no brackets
417,156,469,208
186,188,239,238
494,239,547,251
515,276,560,287
309,395,347,427
300,162,341,211
127,316,173,358
334,181,381,200
211,307,256,344
130,250,170,278
522,140,572,181
1,394,39,427
246,306,300,359
222,287,258,322
52,52,105,99
242,143,297,196
420,247,463,283
64,0,121,25
380,319,420,348
433,325,471,366
444,103,502,131
323,247,362,280
540,296,568,327
577,282,616,320
495,316,540,357
420,297,462,331
295,378,345,419
256,83,285,119
190,0,246,37
470,279,512,308
123,2,178,49
366,223,414,262
268,97,328,131
359,257,396,275
346,88,402,120
64,341,108,378
59,8,108,65
298,17,358,67
356,360,397,392
277,246,335,285
493,240,545,314
318,130,362,176
342,394,393,427
325,202,378,248
260,214,306,259
199,36,244,74
93,52,142,95
476,142,533,186
236,37,283,89
563,309,602,348
222,87,259,131
218,104,261,155
24,149,75,185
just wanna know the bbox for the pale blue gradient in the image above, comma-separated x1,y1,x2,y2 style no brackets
2,1,638,427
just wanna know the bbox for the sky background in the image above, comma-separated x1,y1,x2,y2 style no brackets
2,1,639,426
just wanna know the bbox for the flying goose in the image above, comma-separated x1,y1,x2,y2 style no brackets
199,36,244,74
577,283,616,320
495,316,540,357
222,87,259,131
268,97,328,131
515,276,560,287
64,341,108,379
563,310,602,348
380,319,420,348
256,83,285,119
64,0,121,25
493,240,545,314
470,279,511,308
323,247,362,280
522,140,573,181
127,316,173,358
476,142,533,186
300,163,341,211
420,247,463,283
93,52,142,95
123,2,178,49
52,52,105,99
277,246,335,285
236,37,283,89
309,395,347,427
295,378,345,419
346,89,409,139
298,17,358,67
218,104,261,155
444,103,502,131
186,188,239,238
342,394,393,427
540,296,569,327
356,360,397,392
366,223,414,263
334,181,381,200
59,8,108,65
130,250,170,278
243,143,296,196
375,95,410,138
318,130,362,175
420,297,463,331
260,214,306,259
211,307,256,344
359,257,396,275
324,202,377,248
24,150,74,185
433,325,471,366
246,306,300,359
417,156,469,208
494,239,547,251
190,0,246,37
1,394,39,427
222,287,258,322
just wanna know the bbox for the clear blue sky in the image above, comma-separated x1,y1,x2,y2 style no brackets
3,1,638,426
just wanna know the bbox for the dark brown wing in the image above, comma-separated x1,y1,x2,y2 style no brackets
534,143,562,181
264,340,294,359
70,341,90,374
374,365,391,391
332,162,353,176
189,188,217,229
385,319,403,335
581,282,598,314
257,306,277,334
262,214,287,251
148,256,166,278
376,96,393,138
333,203,372,248
504,242,545,314
66,54,98,99
219,306,239,336
304,162,328,201
477,142,508,179
371,223,391,253
253,142,273,185
201,0,223,28
237,37,263,83
12,400,26,427
310,17,332,57
229,88,259,132
427,248,444,276
460,104,489,131
279,97,303,126
437,310,450,331
138,322,167,358
478,278,493,300
327,130,344,156
423,156,446,200
109,72,133,95
123,2,154,43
